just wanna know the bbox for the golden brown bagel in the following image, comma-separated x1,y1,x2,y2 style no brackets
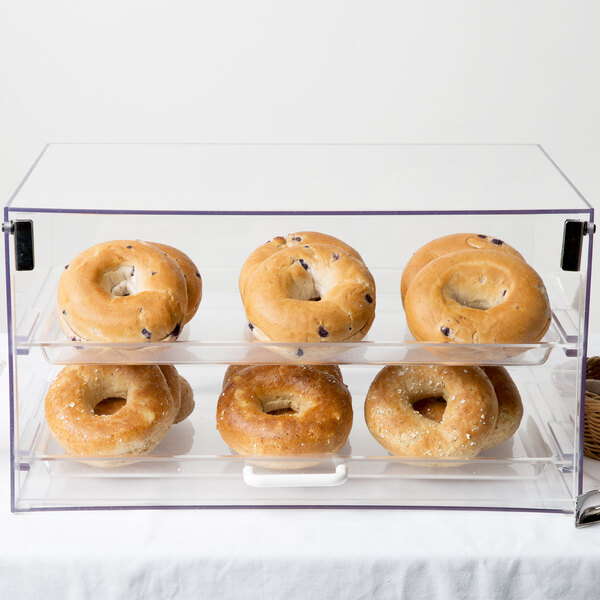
239,231,365,299
174,375,195,424
403,249,551,343
147,242,202,325
58,240,187,342
159,365,195,424
243,243,375,344
222,363,344,390
159,365,181,415
44,364,178,465
216,365,353,467
401,233,524,302
364,365,498,459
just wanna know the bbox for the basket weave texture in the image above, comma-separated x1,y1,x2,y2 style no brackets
584,357,600,460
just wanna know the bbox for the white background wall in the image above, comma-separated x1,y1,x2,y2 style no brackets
0,1,599,329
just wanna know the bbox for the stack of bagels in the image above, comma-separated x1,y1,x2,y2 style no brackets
364,363,523,460
57,240,202,343
45,364,195,466
239,232,376,346
401,233,551,344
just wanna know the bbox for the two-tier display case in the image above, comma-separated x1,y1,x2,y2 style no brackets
3,143,596,522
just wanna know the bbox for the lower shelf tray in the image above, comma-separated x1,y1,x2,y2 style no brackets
13,364,578,512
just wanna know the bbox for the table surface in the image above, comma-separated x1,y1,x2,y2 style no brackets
2,339,600,600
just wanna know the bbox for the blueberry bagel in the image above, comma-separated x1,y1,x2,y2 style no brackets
403,249,550,344
58,240,188,343
400,233,524,304
242,242,375,344
239,231,365,300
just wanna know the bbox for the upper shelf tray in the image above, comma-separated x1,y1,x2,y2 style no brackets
15,266,576,366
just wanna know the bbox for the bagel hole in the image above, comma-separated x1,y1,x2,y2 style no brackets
94,397,126,416
100,266,138,297
289,278,322,302
413,397,446,422
443,273,507,311
260,396,299,416
287,265,327,303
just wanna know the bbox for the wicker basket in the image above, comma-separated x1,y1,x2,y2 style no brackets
584,357,600,460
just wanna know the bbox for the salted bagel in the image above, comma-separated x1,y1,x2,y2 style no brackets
401,233,524,302
216,365,353,467
147,242,202,325
222,363,343,390
243,243,375,344
364,365,498,458
413,366,523,450
58,240,187,342
158,365,195,424
159,365,181,415
45,364,178,465
404,249,551,343
239,231,364,299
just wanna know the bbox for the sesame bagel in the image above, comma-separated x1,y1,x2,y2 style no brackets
159,365,181,416
403,249,551,344
58,240,188,343
413,366,523,450
364,364,498,459
479,366,523,449
243,243,375,344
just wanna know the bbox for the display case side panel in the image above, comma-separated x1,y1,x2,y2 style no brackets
4,206,17,512
578,208,595,496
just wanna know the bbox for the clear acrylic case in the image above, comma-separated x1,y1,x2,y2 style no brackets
4,143,595,515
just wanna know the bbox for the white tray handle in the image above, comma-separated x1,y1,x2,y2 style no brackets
242,464,348,488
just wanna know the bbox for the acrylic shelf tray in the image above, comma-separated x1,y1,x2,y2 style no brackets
14,266,578,366
14,363,576,511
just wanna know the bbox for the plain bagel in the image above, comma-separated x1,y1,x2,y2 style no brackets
403,249,551,344
58,240,188,343
222,363,344,390
216,364,353,467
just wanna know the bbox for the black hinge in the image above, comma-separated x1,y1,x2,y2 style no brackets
2,219,34,271
561,219,595,272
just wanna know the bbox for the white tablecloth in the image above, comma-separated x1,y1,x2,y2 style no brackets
1,344,600,599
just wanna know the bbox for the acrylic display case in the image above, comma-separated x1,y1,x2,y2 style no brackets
3,143,596,522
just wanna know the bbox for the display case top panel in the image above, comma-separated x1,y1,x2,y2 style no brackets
7,144,593,214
